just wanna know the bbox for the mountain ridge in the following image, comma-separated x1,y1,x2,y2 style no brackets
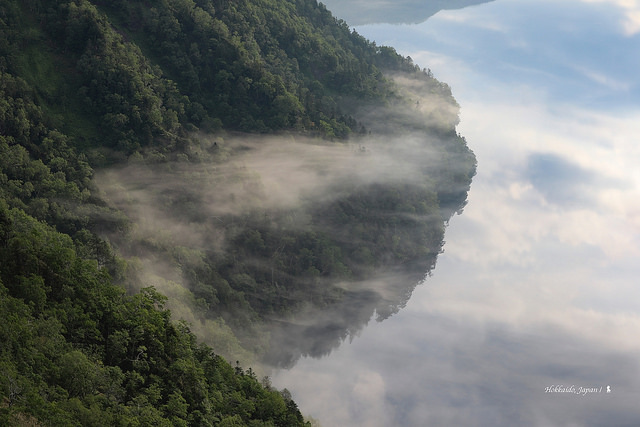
0,0,475,424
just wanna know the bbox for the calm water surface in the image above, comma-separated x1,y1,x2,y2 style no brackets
273,1,640,425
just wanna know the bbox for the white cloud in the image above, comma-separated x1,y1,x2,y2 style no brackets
571,64,633,91
579,0,640,35
436,6,509,33
404,39,640,351
272,355,395,427
409,45,640,265
457,116,640,263
271,3,640,425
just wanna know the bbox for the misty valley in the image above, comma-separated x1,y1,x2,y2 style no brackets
0,0,474,425
97,124,474,368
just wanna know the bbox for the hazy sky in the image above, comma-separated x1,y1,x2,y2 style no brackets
320,0,494,25
273,1,640,425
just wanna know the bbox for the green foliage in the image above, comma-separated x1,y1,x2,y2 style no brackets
0,203,308,426
3,0,448,147
0,0,475,422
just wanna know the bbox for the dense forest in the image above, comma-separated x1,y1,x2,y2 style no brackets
0,0,476,424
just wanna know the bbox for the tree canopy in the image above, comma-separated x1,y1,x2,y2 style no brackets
0,0,475,423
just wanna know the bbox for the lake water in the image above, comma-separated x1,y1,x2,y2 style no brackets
272,1,640,425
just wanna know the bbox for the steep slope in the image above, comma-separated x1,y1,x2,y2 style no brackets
0,0,475,423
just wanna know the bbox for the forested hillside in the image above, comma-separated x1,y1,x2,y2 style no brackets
0,0,476,424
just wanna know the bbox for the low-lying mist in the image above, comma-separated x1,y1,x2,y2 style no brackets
93,71,476,368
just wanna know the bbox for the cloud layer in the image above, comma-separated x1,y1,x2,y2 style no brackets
271,0,640,425
320,0,494,25
579,0,640,35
